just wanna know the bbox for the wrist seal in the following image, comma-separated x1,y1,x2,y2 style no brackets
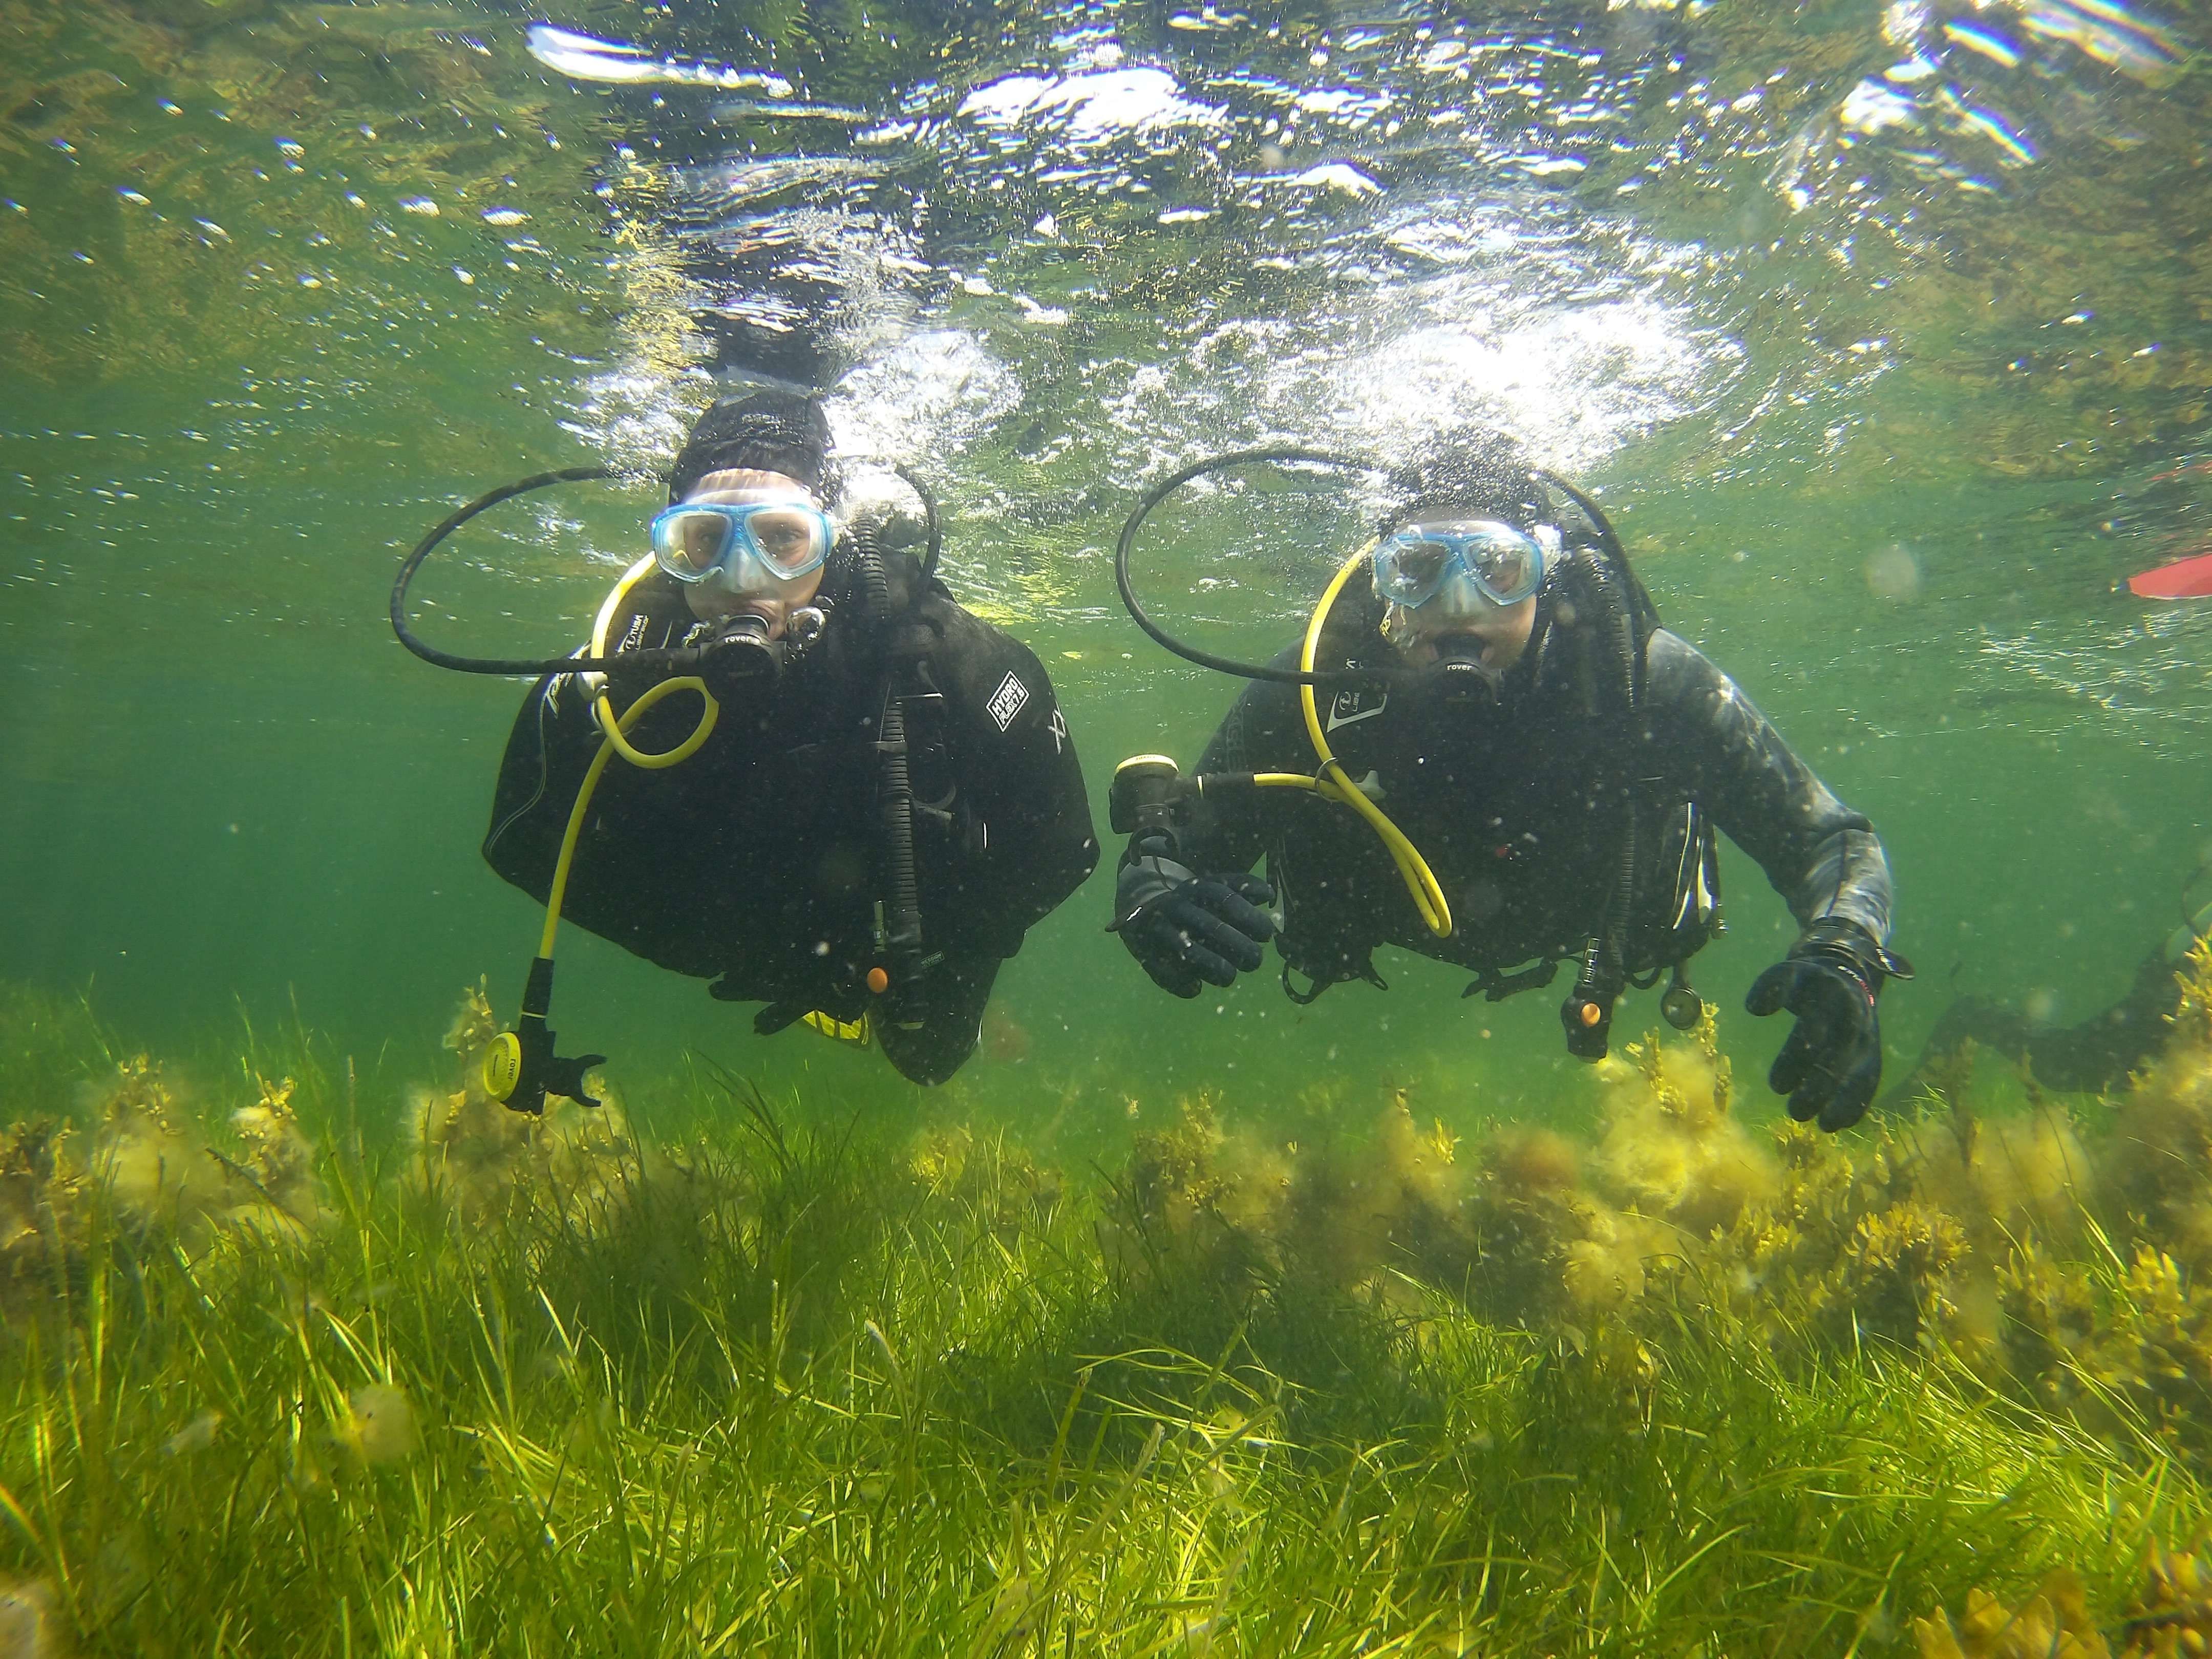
1792,918,1913,997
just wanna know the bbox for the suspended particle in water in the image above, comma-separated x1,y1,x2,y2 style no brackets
164,1411,225,1455
1864,542,1921,601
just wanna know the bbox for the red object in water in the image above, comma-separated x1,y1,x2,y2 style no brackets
2127,550,2212,599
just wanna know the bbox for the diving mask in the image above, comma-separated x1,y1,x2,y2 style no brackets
651,499,835,591
1372,518,1556,611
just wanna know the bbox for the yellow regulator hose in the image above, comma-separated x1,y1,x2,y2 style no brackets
536,557,722,960
1281,547,1453,939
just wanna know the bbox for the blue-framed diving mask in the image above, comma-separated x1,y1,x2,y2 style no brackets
1372,518,1556,612
650,499,835,593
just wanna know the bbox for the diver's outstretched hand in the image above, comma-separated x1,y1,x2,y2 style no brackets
1112,847,1277,999
1746,921,1900,1132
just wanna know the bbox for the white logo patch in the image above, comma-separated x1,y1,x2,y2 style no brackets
1047,706,1068,754
1326,688,1388,732
986,670,1030,732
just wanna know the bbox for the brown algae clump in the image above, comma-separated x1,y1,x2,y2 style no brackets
1595,1009,1777,1241
403,981,642,1222
1915,1545,2212,1659
1912,1568,2108,1659
0,1120,84,1316
1110,1088,1474,1296
87,1057,326,1248
2102,937,2212,1275
1091,946,2212,1456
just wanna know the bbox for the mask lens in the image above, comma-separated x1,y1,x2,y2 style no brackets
653,507,735,580
1392,520,1544,607
1467,528,1539,604
740,504,830,576
1376,535,1452,605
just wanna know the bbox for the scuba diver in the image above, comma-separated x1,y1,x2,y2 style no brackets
479,389,1098,1086
1109,432,1909,1132
1889,886,2212,1100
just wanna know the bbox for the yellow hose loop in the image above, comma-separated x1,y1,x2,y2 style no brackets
585,550,722,768
591,553,661,656
593,683,717,770
537,676,716,960
540,673,720,961
535,556,725,961
1294,547,1454,939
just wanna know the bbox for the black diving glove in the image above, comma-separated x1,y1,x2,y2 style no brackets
1111,842,1277,999
1745,919,1908,1133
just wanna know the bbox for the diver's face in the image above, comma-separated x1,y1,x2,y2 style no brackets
677,468,828,636
1374,513,1549,685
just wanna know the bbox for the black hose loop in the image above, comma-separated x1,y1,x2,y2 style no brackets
890,463,942,585
391,467,632,675
1113,447,1410,689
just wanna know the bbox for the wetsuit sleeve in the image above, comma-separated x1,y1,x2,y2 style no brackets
933,614,1100,955
1642,629,1893,945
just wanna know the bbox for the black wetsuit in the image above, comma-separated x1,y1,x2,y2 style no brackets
484,566,1097,1083
1158,594,1894,1002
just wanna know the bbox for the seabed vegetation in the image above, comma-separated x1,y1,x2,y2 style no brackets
3,953,2212,1654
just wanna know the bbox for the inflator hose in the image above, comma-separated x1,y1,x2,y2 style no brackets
852,515,930,1024
1297,549,1454,939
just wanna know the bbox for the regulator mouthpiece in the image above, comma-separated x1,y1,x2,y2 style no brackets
697,612,779,684
1427,646,1499,705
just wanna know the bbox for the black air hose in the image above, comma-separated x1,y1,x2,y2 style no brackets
1561,548,1643,1055
1598,552,1641,982
854,518,928,1026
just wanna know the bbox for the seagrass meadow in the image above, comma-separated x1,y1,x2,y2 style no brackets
4,951,2212,1655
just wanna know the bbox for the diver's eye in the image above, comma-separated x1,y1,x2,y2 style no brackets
1472,538,1536,595
1378,537,1450,602
748,507,820,571
658,510,732,573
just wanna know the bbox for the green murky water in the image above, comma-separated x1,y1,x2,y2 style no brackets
6,0,2204,1130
